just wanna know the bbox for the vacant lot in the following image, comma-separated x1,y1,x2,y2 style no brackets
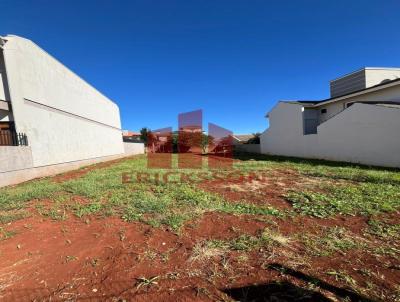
0,154,399,301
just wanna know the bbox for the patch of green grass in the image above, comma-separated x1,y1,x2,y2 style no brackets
0,180,62,211
300,227,361,257
72,202,103,218
1,153,399,239
216,201,282,216
228,234,262,251
0,227,16,241
297,164,400,186
161,213,188,231
112,181,281,231
366,219,400,240
234,153,400,186
36,205,68,220
285,183,400,218
372,246,400,257
204,229,286,253
0,210,30,224
326,269,357,286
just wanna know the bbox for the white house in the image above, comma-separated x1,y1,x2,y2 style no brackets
0,35,142,186
260,67,400,168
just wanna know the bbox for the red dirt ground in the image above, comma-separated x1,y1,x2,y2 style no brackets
198,168,333,210
1,205,399,301
0,160,399,301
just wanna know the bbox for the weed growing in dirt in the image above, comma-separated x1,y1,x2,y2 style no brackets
235,153,400,186
0,210,29,224
0,227,16,241
136,276,160,290
299,227,362,257
326,270,357,286
365,219,400,240
0,180,62,211
196,228,289,256
285,183,400,218
0,154,399,236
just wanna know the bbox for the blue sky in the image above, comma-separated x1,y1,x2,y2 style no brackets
1,0,400,134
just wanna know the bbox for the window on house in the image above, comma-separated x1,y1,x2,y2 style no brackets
321,109,327,114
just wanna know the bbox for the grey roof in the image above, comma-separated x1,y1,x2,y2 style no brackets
233,134,254,142
283,77,400,108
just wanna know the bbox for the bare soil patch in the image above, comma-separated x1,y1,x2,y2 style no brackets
0,210,399,301
1,156,399,301
198,168,330,210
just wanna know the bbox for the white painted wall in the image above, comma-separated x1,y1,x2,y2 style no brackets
2,35,124,167
261,102,400,168
317,103,400,167
0,72,5,101
365,69,400,88
123,142,145,155
261,102,319,159
0,146,33,172
319,84,400,123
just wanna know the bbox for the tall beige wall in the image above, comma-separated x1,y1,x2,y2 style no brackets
2,35,124,167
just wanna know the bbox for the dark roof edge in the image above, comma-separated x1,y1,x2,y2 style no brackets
281,77,400,107
317,77,400,105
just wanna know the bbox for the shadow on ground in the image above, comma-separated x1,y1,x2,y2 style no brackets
223,263,376,302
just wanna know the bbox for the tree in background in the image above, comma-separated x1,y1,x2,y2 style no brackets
201,134,214,154
140,128,215,154
140,127,152,145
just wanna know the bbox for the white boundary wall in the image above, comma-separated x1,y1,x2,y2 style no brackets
234,144,261,154
261,102,400,168
2,36,124,167
124,142,145,155
0,145,145,187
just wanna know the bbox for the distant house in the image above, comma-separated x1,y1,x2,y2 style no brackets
178,125,202,133
122,130,142,142
260,67,400,168
232,134,255,145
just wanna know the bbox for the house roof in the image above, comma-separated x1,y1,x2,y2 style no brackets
122,130,140,137
232,134,254,142
330,67,400,82
283,77,400,109
265,76,400,117
315,77,400,106
284,100,322,106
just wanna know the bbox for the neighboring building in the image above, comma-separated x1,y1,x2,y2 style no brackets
178,125,202,133
232,134,261,154
232,134,254,145
122,130,142,142
261,67,400,168
0,35,136,186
